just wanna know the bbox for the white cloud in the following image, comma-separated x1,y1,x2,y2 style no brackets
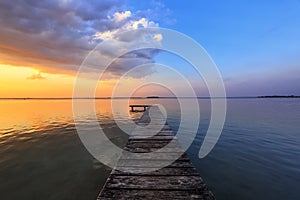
113,11,132,22
153,34,163,41
94,31,115,40
94,15,159,40
126,18,158,30
91,13,162,80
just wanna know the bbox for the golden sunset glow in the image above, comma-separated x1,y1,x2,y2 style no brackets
0,64,75,98
0,64,149,98
0,63,185,98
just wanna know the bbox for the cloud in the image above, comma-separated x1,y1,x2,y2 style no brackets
153,34,163,41
93,17,159,41
27,72,46,80
0,0,164,79
81,34,162,80
105,49,161,78
113,11,132,22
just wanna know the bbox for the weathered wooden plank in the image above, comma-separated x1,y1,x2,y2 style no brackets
104,175,205,190
129,105,150,112
129,130,174,136
124,138,185,153
112,167,199,176
125,141,180,148
98,106,215,199
123,146,184,153
127,140,179,145
137,122,167,125
98,189,214,200
116,159,194,168
119,152,189,161
128,135,176,140
135,125,172,131
130,105,151,107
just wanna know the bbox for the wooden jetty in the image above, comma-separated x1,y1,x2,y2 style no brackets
98,105,214,200
129,105,150,112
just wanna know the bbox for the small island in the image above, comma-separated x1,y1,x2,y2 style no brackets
258,95,300,98
146,96,160,98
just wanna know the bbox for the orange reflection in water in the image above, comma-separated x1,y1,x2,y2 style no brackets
0,98,182,136
0,100,73,131
0,99,142,134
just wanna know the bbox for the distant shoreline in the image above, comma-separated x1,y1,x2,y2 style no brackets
257,95,300,98
0,96,299,100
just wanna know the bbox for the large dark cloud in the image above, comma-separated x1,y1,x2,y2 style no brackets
0,0,161,77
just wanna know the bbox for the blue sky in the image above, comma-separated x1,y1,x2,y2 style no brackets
129,0,300,96
1,0,299,97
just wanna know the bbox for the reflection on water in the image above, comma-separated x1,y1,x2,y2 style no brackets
0,99,300,200
0,100,141,200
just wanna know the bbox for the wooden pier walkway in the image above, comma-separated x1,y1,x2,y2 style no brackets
98,106,214,200
129,105,150,112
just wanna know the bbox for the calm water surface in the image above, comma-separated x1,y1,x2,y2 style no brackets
0,99,299,200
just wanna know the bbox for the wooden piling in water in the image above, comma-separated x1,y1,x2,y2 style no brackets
98,106,214,199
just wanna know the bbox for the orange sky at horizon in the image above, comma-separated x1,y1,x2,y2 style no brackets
0,64,75,98
0,64,172,98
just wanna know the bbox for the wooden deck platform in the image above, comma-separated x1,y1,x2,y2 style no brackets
129,105,150,112
98,106,214,200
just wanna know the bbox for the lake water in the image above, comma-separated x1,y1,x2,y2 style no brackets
0,99,299,200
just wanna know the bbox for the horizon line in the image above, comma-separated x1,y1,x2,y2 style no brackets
0,95,299,100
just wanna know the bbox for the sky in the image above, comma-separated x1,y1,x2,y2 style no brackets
0,0,299,97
